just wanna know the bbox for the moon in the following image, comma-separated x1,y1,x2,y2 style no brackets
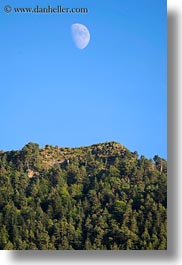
71,23,90,49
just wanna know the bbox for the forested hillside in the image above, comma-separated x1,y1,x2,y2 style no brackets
0,142,167,250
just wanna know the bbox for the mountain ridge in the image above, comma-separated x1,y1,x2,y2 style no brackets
0,141,167,250
0,141,167,179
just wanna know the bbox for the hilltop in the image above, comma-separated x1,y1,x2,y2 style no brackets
0,141,166,177
0,142,167,250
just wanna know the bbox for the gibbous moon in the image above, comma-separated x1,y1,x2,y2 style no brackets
71,23,90,49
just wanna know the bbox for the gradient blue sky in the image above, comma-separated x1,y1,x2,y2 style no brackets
0,0,166,158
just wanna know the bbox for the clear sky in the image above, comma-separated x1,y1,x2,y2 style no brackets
0,0,166,159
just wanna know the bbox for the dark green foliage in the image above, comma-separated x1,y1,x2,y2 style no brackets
0,142,167,250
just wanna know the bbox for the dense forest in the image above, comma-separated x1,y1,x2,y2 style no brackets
0,142,167,250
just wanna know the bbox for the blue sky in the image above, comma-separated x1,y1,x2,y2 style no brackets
0,0,166,159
